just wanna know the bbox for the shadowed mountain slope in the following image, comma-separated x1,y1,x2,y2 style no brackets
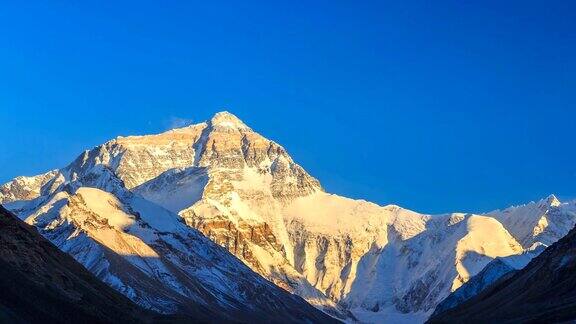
0,205,179,324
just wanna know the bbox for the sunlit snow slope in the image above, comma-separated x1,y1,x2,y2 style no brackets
429,212,576,323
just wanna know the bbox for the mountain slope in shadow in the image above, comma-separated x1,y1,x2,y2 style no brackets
0,204,191,324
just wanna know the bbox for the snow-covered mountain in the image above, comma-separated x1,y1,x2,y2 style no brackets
431,244,544,317
430,196,576,318
2,111,575,322
0,117,336,323
488,194,576,249
428,210,576,323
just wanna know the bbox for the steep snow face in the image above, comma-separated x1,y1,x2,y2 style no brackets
489,195,576,249
3,111,575,323
284,193,427,303
133,167,209,213
429,196,576,320
432,244,545,317
431,198,576,318
339,215,522,320
429,220,576,323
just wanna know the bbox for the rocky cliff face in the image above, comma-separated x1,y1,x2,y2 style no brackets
0,170,58,203
3,111,575,322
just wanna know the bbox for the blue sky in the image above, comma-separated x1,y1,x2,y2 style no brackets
1,1,575,214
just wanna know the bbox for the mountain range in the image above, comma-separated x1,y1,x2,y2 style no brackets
2,111,575,323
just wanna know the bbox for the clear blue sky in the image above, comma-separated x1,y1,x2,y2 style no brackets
1,1,575,214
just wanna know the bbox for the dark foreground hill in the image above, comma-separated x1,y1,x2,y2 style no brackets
428,224,576,323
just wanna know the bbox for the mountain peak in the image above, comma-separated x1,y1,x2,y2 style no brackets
545,194,561,207
209,111,250,130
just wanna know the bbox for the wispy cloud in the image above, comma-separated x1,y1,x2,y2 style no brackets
164,116,194,130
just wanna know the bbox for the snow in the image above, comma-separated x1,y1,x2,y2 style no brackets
134,167,208,213
0,169,59,204
215,121,236,128
129,195,183,233
432,243,545,316
231,167,273,192
76,187,136,230
210,111,250,130
489,195,576,248
285,192,394,237
453,215,523,289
